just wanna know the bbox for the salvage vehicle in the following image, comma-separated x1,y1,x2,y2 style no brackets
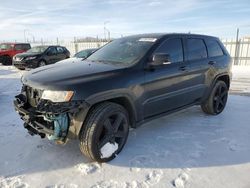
74,48,98,59
14,33,232,162
0,43,31,65
13,45,70,70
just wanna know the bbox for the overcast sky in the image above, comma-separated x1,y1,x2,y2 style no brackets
0,0,250,41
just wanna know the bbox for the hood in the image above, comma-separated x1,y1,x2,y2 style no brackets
56,57,79,64
15,52,42,58
22,59,125,90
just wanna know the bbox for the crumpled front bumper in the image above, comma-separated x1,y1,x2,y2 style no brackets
13,92,89,140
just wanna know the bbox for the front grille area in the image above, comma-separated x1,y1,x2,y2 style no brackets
25,86,43,107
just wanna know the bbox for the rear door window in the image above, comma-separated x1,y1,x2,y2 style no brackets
186,39,207,61
206,39,224,57
47,47,57,55
154,38,183,63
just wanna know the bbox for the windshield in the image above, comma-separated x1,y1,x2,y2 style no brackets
27,46,48,53
0,44,13,50
87,36,158,65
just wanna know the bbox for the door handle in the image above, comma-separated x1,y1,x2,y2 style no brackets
208,61,216,65
179,66,187,71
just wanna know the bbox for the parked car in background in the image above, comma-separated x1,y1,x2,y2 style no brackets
14,33,232,162
0,43,31,65
56,48,98,65
13,45,70,70
74,48,98,59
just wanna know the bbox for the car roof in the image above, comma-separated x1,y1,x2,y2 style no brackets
124,33,218,40
31,45,64,48
0,42,30,45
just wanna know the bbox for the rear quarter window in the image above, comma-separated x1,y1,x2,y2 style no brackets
186,38,207,61
206,39,224,57
63,47,69,52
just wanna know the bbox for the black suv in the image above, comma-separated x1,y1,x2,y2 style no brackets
13,45,70,70
14,34,232,162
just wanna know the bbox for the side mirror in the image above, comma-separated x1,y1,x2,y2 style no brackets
151,53,171,66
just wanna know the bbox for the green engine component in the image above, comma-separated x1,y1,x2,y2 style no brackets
45,113,69,141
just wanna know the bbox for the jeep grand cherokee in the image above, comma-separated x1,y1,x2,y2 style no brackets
14,33,232,162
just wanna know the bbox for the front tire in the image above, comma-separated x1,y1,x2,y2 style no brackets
38,60,46,67
201,81,228,115
79,102,129,162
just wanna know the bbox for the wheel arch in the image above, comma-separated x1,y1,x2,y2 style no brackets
107,97,137,128
216,74,230,89
85,93,137,128
202,73,231,103
39,59,47,64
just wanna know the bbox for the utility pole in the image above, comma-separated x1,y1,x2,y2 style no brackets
108,30,110,41
23,29,28,42
234,28,240,65
104,21,110,41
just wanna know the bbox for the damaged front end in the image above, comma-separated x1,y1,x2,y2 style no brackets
14,86,89,143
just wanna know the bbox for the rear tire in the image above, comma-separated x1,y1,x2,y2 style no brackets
201,81,228,115
79,102,129,162
2,56,12,65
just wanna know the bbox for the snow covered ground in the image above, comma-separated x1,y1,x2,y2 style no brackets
231,66,250,95
0,65,250,188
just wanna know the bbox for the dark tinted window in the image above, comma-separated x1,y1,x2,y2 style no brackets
206,39,224,57
56,47,64,53
63,47,69,52
187,39,207,61
47,47,57,55
14,44,30,50
14,44,23,50
154,38,183,63
23,44,31,50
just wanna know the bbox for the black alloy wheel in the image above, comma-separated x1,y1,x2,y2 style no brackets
79,102,129,162
201,81,228,115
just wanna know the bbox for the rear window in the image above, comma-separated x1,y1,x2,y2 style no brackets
206,39,224,57
187,39,207,61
